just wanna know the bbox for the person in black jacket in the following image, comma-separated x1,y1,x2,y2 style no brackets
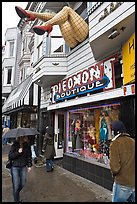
8,136,32,202
42,126,56,172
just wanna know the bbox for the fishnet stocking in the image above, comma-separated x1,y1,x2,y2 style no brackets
26,6,88,48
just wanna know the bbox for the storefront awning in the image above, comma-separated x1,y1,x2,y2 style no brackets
2,75,33,114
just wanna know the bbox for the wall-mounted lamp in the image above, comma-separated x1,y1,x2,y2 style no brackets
108,29,120,40
52,62,59,66
120,26,126,32
35,67,41,73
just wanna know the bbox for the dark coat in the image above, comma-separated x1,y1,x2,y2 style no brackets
8,140,32,168
42,133,56,159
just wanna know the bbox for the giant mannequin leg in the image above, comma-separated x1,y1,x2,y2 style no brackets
15,6,89,48
33,6,89,47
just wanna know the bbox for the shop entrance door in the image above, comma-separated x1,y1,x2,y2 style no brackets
54,112,65,158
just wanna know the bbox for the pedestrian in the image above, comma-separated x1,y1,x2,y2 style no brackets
42,126,56,172
3,124,10,133
15,5,88,48
29,135,37,164
2,124,10,145
109,120,135,202
8,136,32,202
24,124,37,164
2,124,4,133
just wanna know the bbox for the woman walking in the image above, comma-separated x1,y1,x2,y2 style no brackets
8,136,32,202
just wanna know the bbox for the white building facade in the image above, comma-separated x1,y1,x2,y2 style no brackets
2,19,38,129
32,2,135,190
2,27,19,126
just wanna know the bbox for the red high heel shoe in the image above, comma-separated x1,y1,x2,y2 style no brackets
33,24,53,36
15,6,35,21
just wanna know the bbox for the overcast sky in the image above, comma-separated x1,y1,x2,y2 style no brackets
2,2,28,45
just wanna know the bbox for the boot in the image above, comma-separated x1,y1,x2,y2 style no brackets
33,24,53,36
15,6,36,21
34,158,37,164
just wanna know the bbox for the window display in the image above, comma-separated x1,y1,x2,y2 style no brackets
66,103,120,165
71,115,83,151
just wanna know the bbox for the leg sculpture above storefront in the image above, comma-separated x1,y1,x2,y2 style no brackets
15,6,89,48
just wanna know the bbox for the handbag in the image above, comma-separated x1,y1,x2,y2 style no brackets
6,160,12,169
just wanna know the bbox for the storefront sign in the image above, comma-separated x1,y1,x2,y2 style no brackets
51,55,117,103
122,33,135,85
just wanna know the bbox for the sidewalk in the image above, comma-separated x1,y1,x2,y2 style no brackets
2,145,112,202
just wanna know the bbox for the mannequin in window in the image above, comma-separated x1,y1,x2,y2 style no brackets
15,6,88,48
99,110,112,141
75,118,81,135
71,118,76,151
99,110,112,155
71,116,83,151
87,124,96,145
99,110,109,142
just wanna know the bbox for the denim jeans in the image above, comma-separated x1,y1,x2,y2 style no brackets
112,182,135,202
11,166,27,202
46,159,54,172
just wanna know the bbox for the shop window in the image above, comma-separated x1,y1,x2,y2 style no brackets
7,67,12,84
66,103,120,165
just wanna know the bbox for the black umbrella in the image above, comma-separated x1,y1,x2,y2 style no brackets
2,127,40,139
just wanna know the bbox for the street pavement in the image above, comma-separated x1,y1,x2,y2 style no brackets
2,145,112,202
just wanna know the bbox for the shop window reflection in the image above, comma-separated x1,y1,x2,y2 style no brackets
67,103,120,165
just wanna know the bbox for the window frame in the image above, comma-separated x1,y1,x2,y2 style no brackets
50,36,65,55
9,40,14,57
6,66,12,84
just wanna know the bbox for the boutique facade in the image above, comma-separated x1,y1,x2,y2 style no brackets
32,2,135,190
47,44,135,190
